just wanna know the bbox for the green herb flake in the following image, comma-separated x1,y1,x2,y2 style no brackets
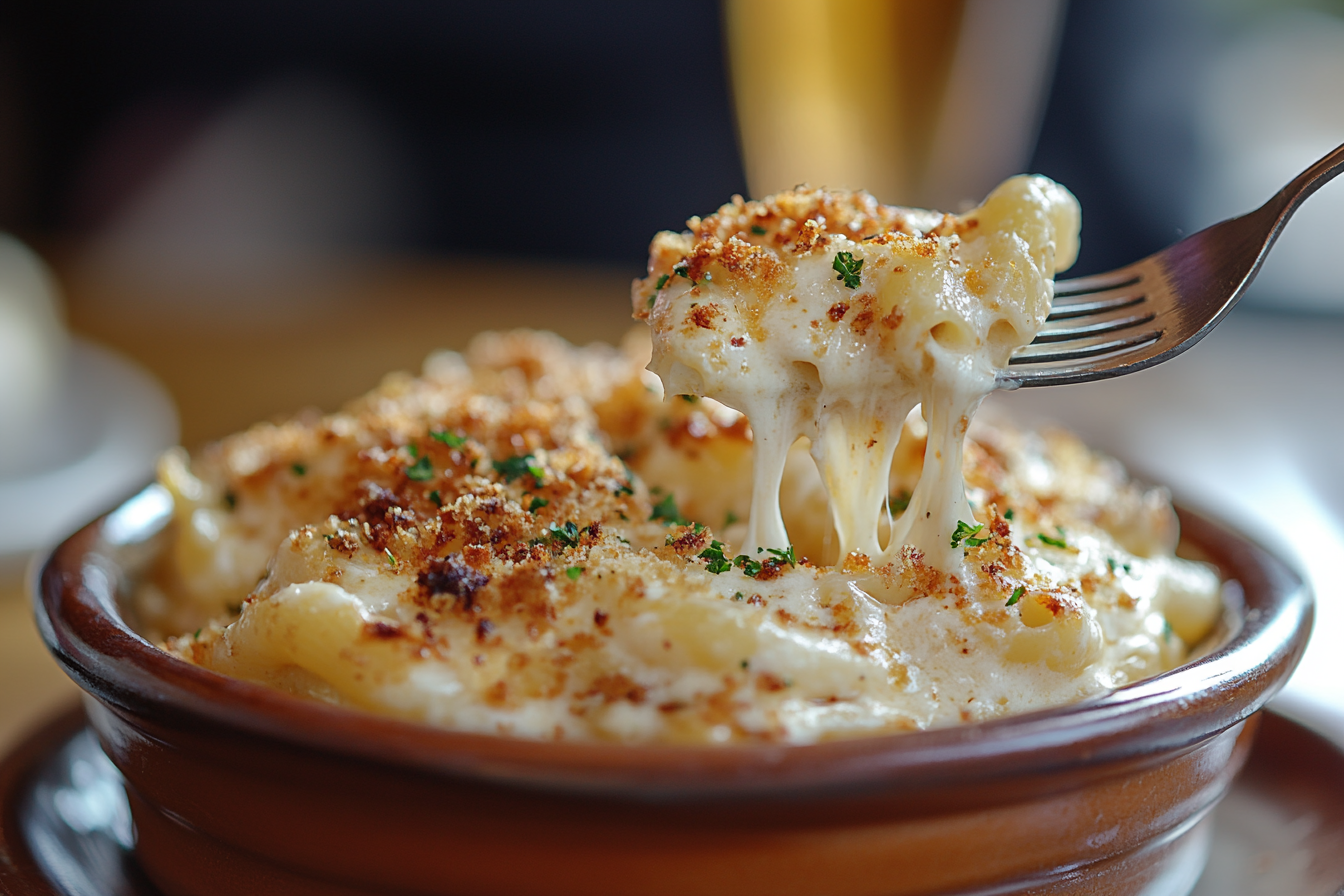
1007,586,1024,607
765,545,797,567
679,394,699,403
1004,508,1014,521
650,493,687,526
405,454,434,481
832,251,864,288
740,659,749,669
1037,532,1068,549
431,429,468,448
750,225,768,235
291,463,307,476
193,628,202,640
529,496,549,513
1106,557,1117,573
699,540,733,574
565,566,584,581
673,263,694,284
546,521,583,550
950,520,984,549
733,555,763,577
493,454,544,486
732,592,744,601
891,490,911,513
724,510,739,527
429,490,442,507
1162,620,1174,640
655,273,671,291
223,491,237,510
384,548,398,567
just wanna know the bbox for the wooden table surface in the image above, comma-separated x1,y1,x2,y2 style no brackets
0,251,638,752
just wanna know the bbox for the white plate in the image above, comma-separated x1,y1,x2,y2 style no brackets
0,340,177,561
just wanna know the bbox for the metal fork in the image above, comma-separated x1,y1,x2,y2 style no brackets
1000,141,1344,388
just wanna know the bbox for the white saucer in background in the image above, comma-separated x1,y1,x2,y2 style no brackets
0,339,177,567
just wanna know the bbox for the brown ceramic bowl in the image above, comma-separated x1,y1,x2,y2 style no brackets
34,484,1312,896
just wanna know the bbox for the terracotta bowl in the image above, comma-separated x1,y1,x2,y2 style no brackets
34,485,1312,896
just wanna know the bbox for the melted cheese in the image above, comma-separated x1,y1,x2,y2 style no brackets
148,180,1225,745
636,176,1079,576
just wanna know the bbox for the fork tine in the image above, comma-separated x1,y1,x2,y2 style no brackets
1051,270,1140,299
1047,291,1146,321
1009,327,1163,366
1033,309,1157,343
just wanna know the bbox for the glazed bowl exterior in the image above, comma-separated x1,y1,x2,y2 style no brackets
34,485,1312,896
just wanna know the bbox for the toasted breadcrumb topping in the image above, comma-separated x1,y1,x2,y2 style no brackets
152,328,1220,744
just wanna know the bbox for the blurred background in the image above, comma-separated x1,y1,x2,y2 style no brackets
1,0,1342,750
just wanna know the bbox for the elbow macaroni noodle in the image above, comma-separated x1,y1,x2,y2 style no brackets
150,179,1221,744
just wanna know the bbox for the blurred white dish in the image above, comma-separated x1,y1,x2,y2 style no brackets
0,339,176,561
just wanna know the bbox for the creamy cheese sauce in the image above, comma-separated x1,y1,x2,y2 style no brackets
149,180,1222,744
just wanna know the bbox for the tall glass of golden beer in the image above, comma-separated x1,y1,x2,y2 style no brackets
725,0,1067,208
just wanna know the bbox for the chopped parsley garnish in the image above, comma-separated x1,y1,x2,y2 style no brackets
493,454,545,486
740,659,749,669
1004,508,1014,521
699,540,732,574
405,454,434,481
614,458,636,496
291,463,307,476
1162,620,1174,640
890,490,911,513
764,545,797,567
565,566,584,581
950,520,986,549
546,521,583,549
733,554,763,577
1037,532,1068,548
223,491,237,510
673,263,693,284
650,493,686,525
193,628,202,640
724,510,739,527
732,592,744,601
429,489,442,507
750,225,767,235
431,429,468,448
529,496,549,513
1007,586,1024,607
1107,557,1117,573
832,251,864,288
680,394,699,403
384,548,398,567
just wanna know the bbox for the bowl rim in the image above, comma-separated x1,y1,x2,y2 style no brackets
33,483,1313,800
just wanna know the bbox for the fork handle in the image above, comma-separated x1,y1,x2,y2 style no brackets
1267,140,1344,223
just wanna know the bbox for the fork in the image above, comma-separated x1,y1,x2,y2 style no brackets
1000,141,1344,388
